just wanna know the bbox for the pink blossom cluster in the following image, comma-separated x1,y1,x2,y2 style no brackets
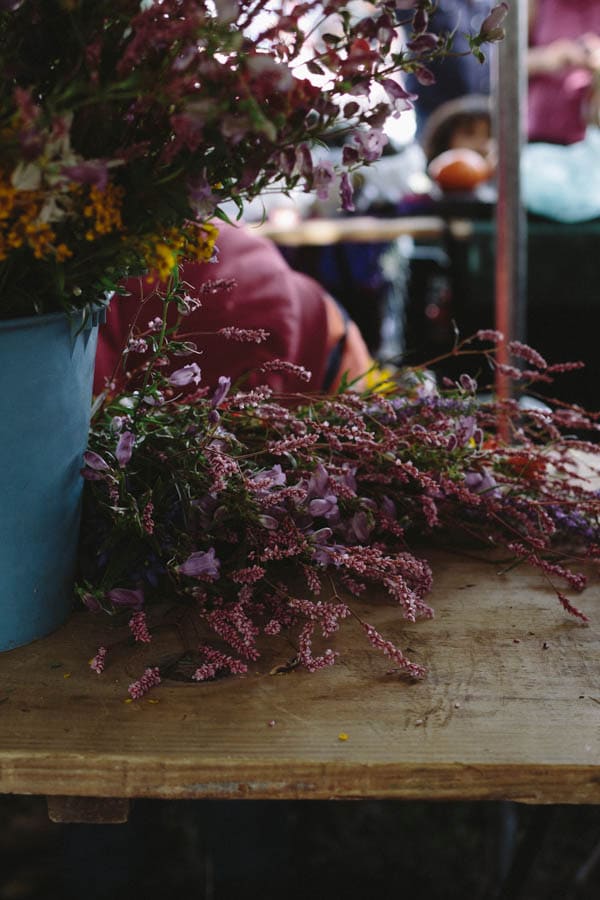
89,646,108,675
192,645,248,682
128,667,161,700
80,325,600,696
218,327,269,344
129,611,152,644
361,623,426,680
258,360,312,383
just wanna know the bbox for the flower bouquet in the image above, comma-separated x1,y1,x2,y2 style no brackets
2,0,590,688
1,0,504,648
79,276,600,698
0,0,500,318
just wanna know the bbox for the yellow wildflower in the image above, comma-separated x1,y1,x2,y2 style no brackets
83,182,124,239
7,228,24,249
152,242,177,280
0,175,16,221
135,221,218,282
55,243,73,262
137,236,178,280
24,220,56,259
180,221,218,263
363,364,398,395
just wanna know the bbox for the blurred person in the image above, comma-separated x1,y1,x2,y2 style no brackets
522,1,600,221
94,220,384,399
421,93,494,167
528,0,600,145
399,93,495,197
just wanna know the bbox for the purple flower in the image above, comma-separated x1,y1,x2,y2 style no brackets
340,172,355,212
108,588,144,611
178,294,201,316
351,128,388,163
464,469,499,496
313,162,335,200
116,430,135,468
111,416,128,434
456,416,477,446
17,127,44,161
381,496,397,519
258,514,279,530
342,144,360,166
211,375,231,408
349,510,372,543
178,547,220,579
296,143,313,179
62,160,112,191
81,592,101,613
413,6,429,33
479,3,509,42
168,363,202,388
128,337,148,354
187,171,218,217
308,496,338,518
381,79,416,114
311,541,346,567
338,468,357,495
459,373,478,393
251,465,286,491
171,45,198,73
414,66,436,86
83,450,110,471
406,33,439,53
277,147,297,176
307,464,330,498
446,433,458,451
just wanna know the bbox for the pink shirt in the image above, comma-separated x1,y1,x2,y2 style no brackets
528,0,600,144
94,222,373,397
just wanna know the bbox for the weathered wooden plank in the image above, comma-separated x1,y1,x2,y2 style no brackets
0,550,598,804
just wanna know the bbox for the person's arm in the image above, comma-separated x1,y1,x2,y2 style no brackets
527,37,593,75
527,0,600,76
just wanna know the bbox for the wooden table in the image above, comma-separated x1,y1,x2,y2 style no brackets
254,215,448,246
1,549,598,822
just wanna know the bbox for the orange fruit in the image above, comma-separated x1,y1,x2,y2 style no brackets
427,148,492,192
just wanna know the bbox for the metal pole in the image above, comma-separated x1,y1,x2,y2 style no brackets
493,0,528,429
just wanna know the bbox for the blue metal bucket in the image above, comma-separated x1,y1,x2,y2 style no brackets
0,308,102,651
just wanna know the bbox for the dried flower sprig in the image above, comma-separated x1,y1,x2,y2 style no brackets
77,281,600,697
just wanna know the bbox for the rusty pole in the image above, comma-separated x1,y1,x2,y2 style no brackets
493,0,528,436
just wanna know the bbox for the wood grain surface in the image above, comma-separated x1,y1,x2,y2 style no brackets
0,550,598,805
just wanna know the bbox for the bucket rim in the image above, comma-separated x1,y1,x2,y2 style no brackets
0,310,73,333
0,300,109,334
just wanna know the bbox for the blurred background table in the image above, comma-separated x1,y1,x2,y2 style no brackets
256,206,600,412
254,215,447,246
